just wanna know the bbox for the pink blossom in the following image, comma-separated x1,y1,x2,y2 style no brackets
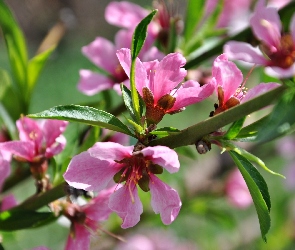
78,30,163,96
0,117,68,162
117,48,215,124
101,129,129,146
211,54,280,115
224,0,295,78
65,188,114,250
64,142,182,228
225,168,253,209
0,151,11,190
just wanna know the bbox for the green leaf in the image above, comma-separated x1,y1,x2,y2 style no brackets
130,9,157,122
235,115,269,141
256,89,295,143
27,45,56,98
0,0,28,88
0,209,55,231
183,0,206,42
224,116,246,140
150,127,180,138
229,151,271,242
28,105,134,136
0,68,11,100
131,9,157,60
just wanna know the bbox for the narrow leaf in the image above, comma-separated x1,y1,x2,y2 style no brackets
229,151,271,242
256,89,295,143
131,9,157,60
0,209,54,231
224,116,246,140
28,105,133,136
27,46,56,96
0,0,28,88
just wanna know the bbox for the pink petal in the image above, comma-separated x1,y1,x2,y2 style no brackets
43,119,68,148
225,168,253,209
149,175,181,225
140,46,165,62
0,151,11,190
65,223,91,250
290,14,295,42
82,37,117,74
105,1,148,29
241,82,280,103
78,70,114,96
171,80,215,111
109,184,143,228
116,48,147,96
265,64,295,78
153,53,187,103
83,186,115,221
250,2,281,50
63,151,120,191
114,29,133,50
212,54,243,103
102,129,130,146
141,146,180,173
224,41,268,65
1,194,17,211
0,141,35,161
45,135,67,158
16,117,42,150
88,142,133,161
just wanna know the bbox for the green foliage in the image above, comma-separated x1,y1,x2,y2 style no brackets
0,209,55,231
28,104,133,136
229,151,271,242
256,88,295,143
224,117,246,140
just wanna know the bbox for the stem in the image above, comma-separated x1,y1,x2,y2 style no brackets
149,85,285,148
130,59,141,123
16,182,66,210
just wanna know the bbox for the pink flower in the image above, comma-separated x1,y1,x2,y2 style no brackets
0,117,68,162
117,48,215,124
65,188,114,250
0,151,11,190
64,142,182,228
1,194,17,211
78,30,163,96
105,1,159,39
224,0,295,78
225,168,253,209
211,54,280,115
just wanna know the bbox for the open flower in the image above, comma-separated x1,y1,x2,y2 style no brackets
64,188,114,250
117,48,215,124
0,117,68,163
224,0,295,78
64,142,181,228
211,54,280,115
78,30,163,96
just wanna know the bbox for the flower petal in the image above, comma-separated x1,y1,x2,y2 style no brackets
290,14,295,43
82,37,117,74
78,70,114,96
212,54,243,103
141,146,180,173
83,186,115,221
1,194,17,211
0,151,11,190
224,41,268,65
105,1,148,29
265,64,295,78
43,119,68,148
241,82,280,103
149,175,181,225
116,48,147,96
65,223,91,250
250,1,281,50
170,80,215,111
63,151,120,191
153,53,187,103
109,184,143,228
0,141,35,161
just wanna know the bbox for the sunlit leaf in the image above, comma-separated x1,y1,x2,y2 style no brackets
28,105,134,136
224,116,246,139
229,151,271,242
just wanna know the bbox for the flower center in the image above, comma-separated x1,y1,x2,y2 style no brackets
261,34,295,69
